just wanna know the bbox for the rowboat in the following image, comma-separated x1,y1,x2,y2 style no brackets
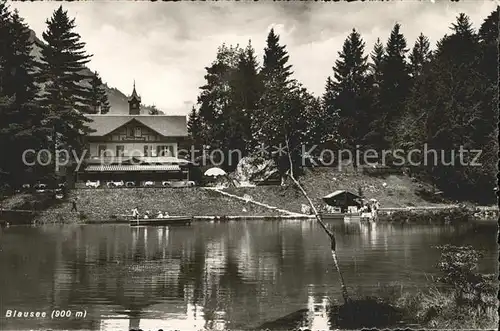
319,212,362,220
318,212,345,220
319,212,376,222
129,216,192,226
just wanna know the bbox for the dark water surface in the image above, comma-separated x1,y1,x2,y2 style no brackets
0,220,497,331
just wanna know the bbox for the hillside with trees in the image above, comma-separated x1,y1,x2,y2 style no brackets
188,7,499,204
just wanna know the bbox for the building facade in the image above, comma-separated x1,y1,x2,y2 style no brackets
78,83,191,185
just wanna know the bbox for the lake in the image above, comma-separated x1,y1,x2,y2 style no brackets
0,220,497,331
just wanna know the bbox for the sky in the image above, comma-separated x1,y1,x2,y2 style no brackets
9,0,498,115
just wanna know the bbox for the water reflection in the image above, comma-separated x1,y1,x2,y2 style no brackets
0,221,497,331
306,290,330,331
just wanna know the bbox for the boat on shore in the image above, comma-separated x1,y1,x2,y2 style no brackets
319,211,377,223
128,216,192,226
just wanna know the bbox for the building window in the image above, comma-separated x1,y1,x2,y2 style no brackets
157,145,174,157
116,145,125,157
134,127,141,137
127,127,134,137
98,145,107,157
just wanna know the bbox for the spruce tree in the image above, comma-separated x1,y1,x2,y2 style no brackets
408,33,432,78
478,6,499,45
38,5,94,154
403,13,495,203
261,28,293,85
0,7,48,184
379,23,410,149
230,40,263,154
100,91,110,114
369,38,385,87
187,106,203,147
364,38,386,150
324,29,370,164
89,71,110,114
0,0,11,75
254,29,312,179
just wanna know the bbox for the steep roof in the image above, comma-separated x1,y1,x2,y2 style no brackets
128,81,141,103
85,115,187,137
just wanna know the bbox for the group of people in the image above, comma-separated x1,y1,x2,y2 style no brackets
131,207,169,219
359,199,380,221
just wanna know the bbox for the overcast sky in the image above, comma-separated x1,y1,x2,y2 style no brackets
9,0,497,115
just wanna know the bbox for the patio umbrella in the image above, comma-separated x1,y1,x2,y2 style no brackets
204,167,227,177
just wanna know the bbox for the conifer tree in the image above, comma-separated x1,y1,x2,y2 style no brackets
260,28,293,85
38,5,94,154
478,6,499,45
324,29,370,164
89,71,110,114
229,40,263,153
364,38,386,150
187,106,204,148
408,33,432,78
370,38,385,86
0,6,47,184
379,23,410,149
254,29,311,179
403,13,495,203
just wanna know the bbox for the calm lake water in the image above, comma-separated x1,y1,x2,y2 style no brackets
0,220,497,331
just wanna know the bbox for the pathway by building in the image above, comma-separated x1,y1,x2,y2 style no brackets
203,187,309,217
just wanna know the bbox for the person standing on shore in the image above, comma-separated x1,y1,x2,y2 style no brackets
132,207,139,219
71,197,78,212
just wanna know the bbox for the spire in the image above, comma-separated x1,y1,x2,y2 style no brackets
128,80,141,115
128,80,141,103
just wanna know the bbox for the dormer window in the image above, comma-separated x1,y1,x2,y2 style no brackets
134,127,141,137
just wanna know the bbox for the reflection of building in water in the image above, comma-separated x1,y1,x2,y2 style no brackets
132,227,138,253
369,222,378,245
306,291,330,331
235,227,257,282
234,226,279,283
204,239,227,291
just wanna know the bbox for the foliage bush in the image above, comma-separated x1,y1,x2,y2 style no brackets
436,245,496,307
396,245,497,329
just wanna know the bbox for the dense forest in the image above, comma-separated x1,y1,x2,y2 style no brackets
188,8,499,204
0,1,498,204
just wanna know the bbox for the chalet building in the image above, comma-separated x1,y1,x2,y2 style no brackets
78,83,191,184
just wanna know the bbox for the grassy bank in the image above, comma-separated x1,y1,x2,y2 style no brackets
32,188,282,224
224,167,452,214
2,167,493,225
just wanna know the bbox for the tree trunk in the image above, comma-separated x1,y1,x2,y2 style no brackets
285,135,350,304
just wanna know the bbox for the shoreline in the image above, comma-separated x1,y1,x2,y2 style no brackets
1,186,497,226
1,211,497,227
